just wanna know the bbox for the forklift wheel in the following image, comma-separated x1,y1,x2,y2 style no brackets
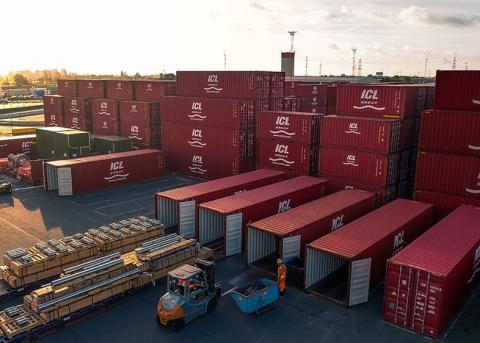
207,297,217,313
171,319,184,332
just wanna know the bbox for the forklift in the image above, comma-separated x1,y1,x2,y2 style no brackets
156,260,221,331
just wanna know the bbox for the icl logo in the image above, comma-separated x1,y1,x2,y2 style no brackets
347,155,356,162
49,98,55,104
131,105,137,112
349,123,358,130
101,102,107,109
131,126,139,133
192,155,203,163
65,81,69,87
192,102,202,110
275,144,289,154
331,214,344,231
88,81,93,88
110,161,124,171
192,129,203,138
278,199,291,213
208,75,218,83
276,116,290,126
234,189,247,195
147,83,153,91
72,117,78,124
71,99,77,106
102,122,108,128
361,89,379,100
22,141,32,149
116,82,122,89
50,115,56,120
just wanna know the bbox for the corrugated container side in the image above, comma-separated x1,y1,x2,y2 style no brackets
326,86,338,115
256,111,321,144
77,80,106,98
415,151,480,198
106,80,134,100
43,95,64,127
134,80,176,101
63,97,91,132
414,190,480,222
91,99,120,136
419,110,480,156
383,205,480,338
57,80,78,97
319,147,399,187
0,135,36,158
305,199,433,306
434,70,480,111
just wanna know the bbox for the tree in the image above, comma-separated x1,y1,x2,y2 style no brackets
134,72,141,79
14,73,29,86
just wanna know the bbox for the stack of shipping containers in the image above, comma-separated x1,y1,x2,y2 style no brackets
161,71,285,179
318,84,433,205
414,71,480,219
255,110,321,176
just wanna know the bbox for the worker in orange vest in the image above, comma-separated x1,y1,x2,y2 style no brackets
277,258,287,295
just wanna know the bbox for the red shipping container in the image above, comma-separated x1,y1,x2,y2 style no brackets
134,80,176,101
161,122,248,158
434,70,480,111
155,169,286,236
414,190,480,221
198,176,328,256
176,71,273,99
43,95,64,127
247,189,376,270
77,80,106,98
120,101,160,148
383,205,480,338
160,96,254,129
305,199,433,306
419,110,480,156
44,149,164,196
63,97,91,131
0,135,36,158
106,80,134,101
257,139,317,176
91,99,119,136
326,86,338,115
415,151,480,198
120,101,160,124
57,80,78,97
293,84,327,97
327,176,397,206
337,84,420,119
319,147,399,187
256,111,321,144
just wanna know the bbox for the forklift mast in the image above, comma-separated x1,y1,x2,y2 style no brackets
194,259,215,292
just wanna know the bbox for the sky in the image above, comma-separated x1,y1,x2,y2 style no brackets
2,0,480,76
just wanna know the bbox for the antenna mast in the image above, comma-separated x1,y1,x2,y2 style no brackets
351,48,357,76
452,56,456,70
224,51,227,71
305,56,308,76
357,58,363,77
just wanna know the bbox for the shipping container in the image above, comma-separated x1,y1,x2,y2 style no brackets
0,135,36,158
383,205,480,338
155,169,286,236
63,97,91,132
257,139,318,176
44,149,164,196
77,80,106,98
298,95,327,113
36,127,73,159
256,111,321,144
419,110,480,156
414,190,480,221
160,96,254,129
92,136,132,155
43,95,64,127
161,122,249,158
57,80,78,97
91,99,119,136
415,151,480,198
293,84,327,97
50,130,90,160
434,70,480,111
336,84,421,119
198,176,328,256
134,80,176,101
305,199,433,306
327,176,398,206
319,147,399,187
106,80,134,101
247,190,376,282
119,101,160,148
326,86,338,115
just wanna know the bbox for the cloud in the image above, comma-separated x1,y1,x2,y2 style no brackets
399,6,480,27
328,43,340,50
250,0,266,11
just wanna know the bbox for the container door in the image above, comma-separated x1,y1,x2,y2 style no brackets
57,167,73,196
225,213,243,256
282,235,301,263
383,264,414,328
179,200,196,238
348,258,371,306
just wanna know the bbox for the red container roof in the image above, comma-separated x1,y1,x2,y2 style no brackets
259,110,323,117
157,169,286,201
250,189,375,236
308,199,434,259
46,149,160,167
201,176,327,214
388,205,480,276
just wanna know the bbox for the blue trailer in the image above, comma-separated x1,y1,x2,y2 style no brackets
230,278,279,315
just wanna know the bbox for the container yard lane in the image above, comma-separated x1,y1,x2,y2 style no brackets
0,174,199,259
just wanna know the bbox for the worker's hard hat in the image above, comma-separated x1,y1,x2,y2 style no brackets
276,258,283,265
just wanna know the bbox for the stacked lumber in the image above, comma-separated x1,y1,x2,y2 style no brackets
0,305,45,340
0,216,164,289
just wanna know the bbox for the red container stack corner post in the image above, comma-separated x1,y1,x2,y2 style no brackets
383,205,480,338
414,70,480,220
198,176,328,257
256,111,321,176
304,198,433,306
43,95,64,127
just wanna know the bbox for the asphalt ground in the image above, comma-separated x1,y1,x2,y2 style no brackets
0,174,478,343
